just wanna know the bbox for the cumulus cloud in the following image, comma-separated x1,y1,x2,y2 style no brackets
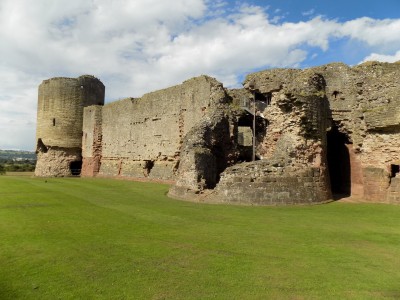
0,0,399,149
339,17,400,51
361,50,400,63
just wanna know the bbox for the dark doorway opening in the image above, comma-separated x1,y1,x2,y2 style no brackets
327,126,351,198
391,164,400,178
70,161,82,176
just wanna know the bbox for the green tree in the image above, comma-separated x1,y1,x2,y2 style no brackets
0,164,5,175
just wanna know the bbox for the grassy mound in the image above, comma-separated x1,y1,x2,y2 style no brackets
1,176,399,299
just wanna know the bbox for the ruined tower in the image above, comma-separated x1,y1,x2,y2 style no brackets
35,75,105,177
34,61,400,204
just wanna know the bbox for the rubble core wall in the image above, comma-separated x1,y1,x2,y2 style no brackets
244,69,330,165
171,69,333,205
169,109,234,199
207,69,331,205
98,75,226,179
35,147,82,177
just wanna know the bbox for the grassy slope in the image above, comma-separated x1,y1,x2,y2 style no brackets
0,176,399,299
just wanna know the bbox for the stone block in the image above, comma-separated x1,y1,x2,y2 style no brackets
149,161,176,180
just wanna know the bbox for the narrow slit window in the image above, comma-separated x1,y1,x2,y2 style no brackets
52,118,56,126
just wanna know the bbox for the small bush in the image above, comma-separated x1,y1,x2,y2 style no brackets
0,163,5,174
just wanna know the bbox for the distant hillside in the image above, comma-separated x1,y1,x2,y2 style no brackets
0,150,36,161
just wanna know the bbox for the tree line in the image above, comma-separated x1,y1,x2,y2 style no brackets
0,159,36,174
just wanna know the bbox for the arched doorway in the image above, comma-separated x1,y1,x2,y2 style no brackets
327,126,351,198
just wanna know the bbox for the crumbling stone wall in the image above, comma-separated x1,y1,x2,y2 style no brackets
168,109,235,199
170,61,400,205
35,147,82,177
209,70,331,204
36,61,400,205
35,76,104,177
90,76,226,180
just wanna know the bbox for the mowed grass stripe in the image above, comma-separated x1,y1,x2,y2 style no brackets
0,175,400,299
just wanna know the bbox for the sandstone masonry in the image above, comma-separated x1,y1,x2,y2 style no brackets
35,75,104,177
35,61,400,205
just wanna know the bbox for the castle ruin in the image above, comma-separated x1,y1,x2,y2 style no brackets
35,61,400,205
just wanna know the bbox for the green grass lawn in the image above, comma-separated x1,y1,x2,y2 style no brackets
1,175,400,299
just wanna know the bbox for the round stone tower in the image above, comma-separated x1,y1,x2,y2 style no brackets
35,75,105,177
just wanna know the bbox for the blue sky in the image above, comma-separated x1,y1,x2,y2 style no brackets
0,0,399,150
251,0,400,21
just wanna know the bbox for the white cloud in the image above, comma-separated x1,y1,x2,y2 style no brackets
339,17,400,51
361,50,400,63
302,9,315,16
0,0,399,150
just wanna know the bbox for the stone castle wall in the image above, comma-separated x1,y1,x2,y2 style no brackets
36,76,105,148
170,62,400,205
316,62,400,202
81,105,103,177
36,61,400,204
185,69,332,205
82,75,227,180
35,76,104,177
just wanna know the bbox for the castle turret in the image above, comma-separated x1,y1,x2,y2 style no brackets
35,75,105,177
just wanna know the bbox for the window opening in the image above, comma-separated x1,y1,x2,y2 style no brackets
254,91,267,102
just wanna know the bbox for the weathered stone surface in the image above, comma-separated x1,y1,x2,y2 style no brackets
202,69,332,205
81,105,102,177
35,147,81,177
92,75,226,179
36,61,400,205
212,163,330,205
36,76,105,148
170,61,400,204
169,108,235,197
35,75,105,177
244,69,329,163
